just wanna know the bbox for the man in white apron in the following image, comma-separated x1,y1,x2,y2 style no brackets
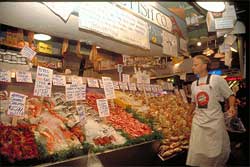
186,55,236,167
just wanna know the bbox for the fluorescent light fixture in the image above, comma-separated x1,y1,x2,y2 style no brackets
230,42,238,52
196,2,225,12
197,41,202,46
34,34,51,41
96,46,101,49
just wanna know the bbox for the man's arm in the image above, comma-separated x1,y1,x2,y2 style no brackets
227,95,237,117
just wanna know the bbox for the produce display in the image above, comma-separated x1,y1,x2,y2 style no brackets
114,91,193,160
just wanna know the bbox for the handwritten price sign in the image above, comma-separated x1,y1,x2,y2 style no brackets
102,77,115,99
87,78,99,88
53,74,66,86
96,99,110,117
7,92,27,116
16,71,33,83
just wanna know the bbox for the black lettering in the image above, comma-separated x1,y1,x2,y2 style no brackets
139,3,148,17
161,15,167,27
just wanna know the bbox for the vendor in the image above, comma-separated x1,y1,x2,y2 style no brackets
186,55,236,167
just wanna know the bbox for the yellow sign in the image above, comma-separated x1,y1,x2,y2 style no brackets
37,42,52,54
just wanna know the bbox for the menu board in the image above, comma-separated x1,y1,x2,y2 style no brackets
7,92,27,116
119,82,128,90
0,70,11,82
96,99,110,117
34,66,53,97
122,74,130,83
87,78,99,88
16,71,33,83
20,46,36,61
53,74,66,86
162,31,178,57
79,2,150,50
65,84,86,101
128,82,137,91
102,77,115,99
113,81,120,90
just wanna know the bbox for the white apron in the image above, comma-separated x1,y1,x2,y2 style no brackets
186,75,230,167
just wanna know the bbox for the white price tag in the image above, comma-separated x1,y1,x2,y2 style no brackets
98,79,104,88
20,46,36,61
87,78,99,88
76,105,86,122
119,82,128,90
122,74,130,83
52,74,66,86
75,84,87,101
144,84,152,92
102,77,115,99
16,71,33,83
128,82,137,91
151,84,158,92
7,92,27,116
0,70,11,82
96,99,110,117
113,81,120,90
65,84,86,101
71,76,83,85
34,66,53,97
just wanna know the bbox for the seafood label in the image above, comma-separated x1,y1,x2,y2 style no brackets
34,66,53,97
75,84,87,101
52,74,66,86
76,105,86,122
71,76,83,85
16,71,33,83
0,70,11,82
102,77,115,99
113,81,120,90
122,74,130,83
65,84,86,101
7,92,27,116
119,82,128,91
98,79,104,89
87,78,99,88
20,46,36,61
96,99,110,117
128,82,137,91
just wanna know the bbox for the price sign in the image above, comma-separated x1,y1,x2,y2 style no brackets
98,79,104,88
122,74,130,83
87,78,99,88
76,105,86,122
20,46,36,60
137,83,144,91
96,99,110,117
102,77,115,99
117,64,123,73
66,84,86,101
16,71,33,83
137,73,150,84
128,82,137,91
113,81,120,90
144,84,152,92
151,84,158,92
0,70,11,82
179,89,188,103
119,82,128,90
72,76,83,85
7,92,27,116
34,66,53,97
157,85,163,92
52,74,66,86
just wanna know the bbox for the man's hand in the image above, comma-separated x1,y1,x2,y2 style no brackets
227,106,237,117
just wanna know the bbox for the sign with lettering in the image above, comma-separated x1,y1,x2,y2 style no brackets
128,82,137,91
113,81,120,90
119,82,128,90
151,84,158,92
102,77,115,99
162,31,178,57
66,84,86,101
215,18,234,30
137,83,144,91
16,71,33,83
20,46,36,60
76,105,86,122
122,74,130,83
75,84,87,101
87,78,99,88
79,2,150,50
98,79,104,89
0,70,11,82
96,99,110,117
7,92,27,116
34,66,53,97
52,74,66,86
144,84,152,92
137,73,150,84
71,75,83,85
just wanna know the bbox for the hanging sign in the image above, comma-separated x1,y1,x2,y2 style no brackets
16,71,33,83
128,82,137,91
162,31,178,57
119,82,128,90
52,74,66,86
7,92,27,116
0,70,11,82
87,78,99,88
113,81,120,90
102,77,115,99
34,66,53,97
20,46,36,61
122,74,130,83
96,99,110,117
79,2,150,50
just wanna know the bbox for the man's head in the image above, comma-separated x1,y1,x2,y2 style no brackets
192,55,211,75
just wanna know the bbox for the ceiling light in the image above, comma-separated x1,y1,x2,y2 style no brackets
224,34,227,38
196,2,226,12
34,34,51,41
96,46,101,49
197,41,202,46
